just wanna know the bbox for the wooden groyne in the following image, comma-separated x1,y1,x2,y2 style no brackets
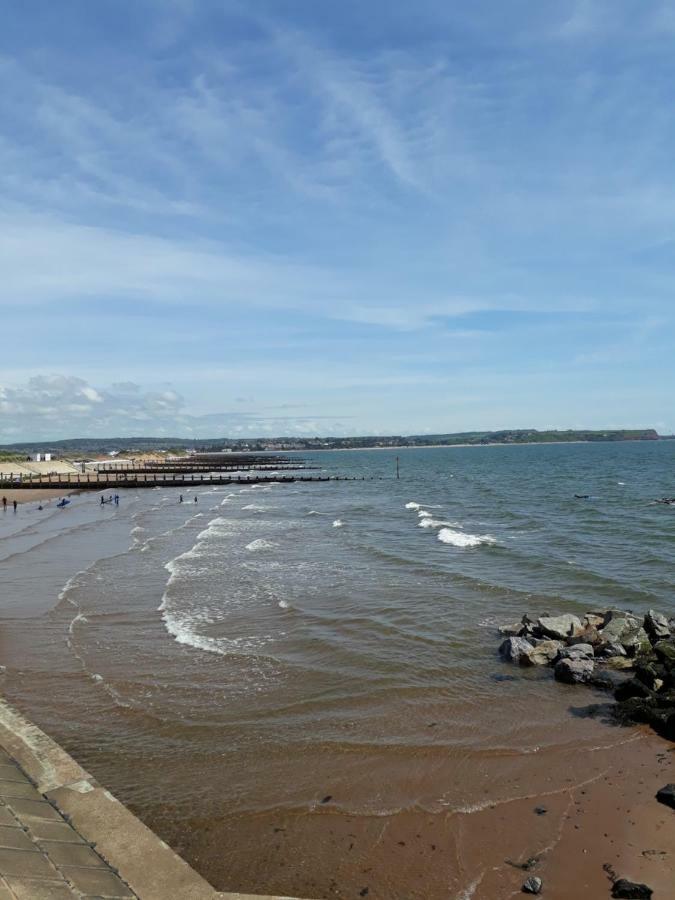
0,473,370,491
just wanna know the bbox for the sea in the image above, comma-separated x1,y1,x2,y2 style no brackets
0,441,673,899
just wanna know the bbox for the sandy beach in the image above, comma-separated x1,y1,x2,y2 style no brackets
0,489,73,505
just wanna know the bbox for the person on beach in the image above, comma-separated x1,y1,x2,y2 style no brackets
13,500,17,512
179,494,183,503
2,496,6,510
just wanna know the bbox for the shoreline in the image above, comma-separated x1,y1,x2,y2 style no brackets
300,438,663,452
1,488,75,505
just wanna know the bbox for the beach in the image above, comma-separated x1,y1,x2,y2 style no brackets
1,489,71,505
0,442,672,898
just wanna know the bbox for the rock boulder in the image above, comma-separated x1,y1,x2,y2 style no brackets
554,657,594,684
499,637,534,665
537,614,582,640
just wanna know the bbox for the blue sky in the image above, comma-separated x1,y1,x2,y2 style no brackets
1,0,674,440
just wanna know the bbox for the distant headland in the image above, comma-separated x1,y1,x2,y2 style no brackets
0,428,671,458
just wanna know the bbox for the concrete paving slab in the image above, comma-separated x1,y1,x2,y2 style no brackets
0,765,30,784
25,819,86,843
4,876,78,898
59,865,135,897
0,809,19,828
0,847,59,879
37,839,106,868
6,799,64,823
0,827,38,852
0,781,44,801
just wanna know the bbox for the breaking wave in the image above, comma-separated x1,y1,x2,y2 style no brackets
437,528,496,548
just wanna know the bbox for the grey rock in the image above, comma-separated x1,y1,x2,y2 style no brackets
557,643,594,661
655,783,675,809
611,879,652,899
524,640,564,666
644,609,670,641
499,623,524,637
522,876,542,895
584,612,606,628
599,641,627,658
537,614,582,640
554,657,594,684
602,617,650,654
499,637,534,665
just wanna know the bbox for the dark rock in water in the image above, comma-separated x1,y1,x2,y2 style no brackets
655,783,675,809
611,878,652,898
499,637,534,665
634,661,667,691
644,610,670,641
491,673,518,683
522,876,542,894
588,670,620,692
537,614,582,640
554,657,594,684
615,678,652,702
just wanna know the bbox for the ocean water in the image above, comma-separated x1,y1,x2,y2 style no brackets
0,442,673,898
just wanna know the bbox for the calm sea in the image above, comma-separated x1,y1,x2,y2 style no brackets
0,441,673,898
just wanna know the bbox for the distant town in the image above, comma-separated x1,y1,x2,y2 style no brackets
0,428,670,461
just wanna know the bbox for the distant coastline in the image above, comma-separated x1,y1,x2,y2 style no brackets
1,428,670,457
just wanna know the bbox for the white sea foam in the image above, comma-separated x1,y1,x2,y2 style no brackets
417,510,433,518
332,519,343,528
246,539,278,551
418,517,459,529
278,599,290,609
68,612,89,635
242,504,276,512
437,528,496,548
405,502,421,509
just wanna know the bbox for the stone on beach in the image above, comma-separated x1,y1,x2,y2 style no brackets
655,783,675,810
499,623,525,637
554,657,594,684
522,875,542,894
499,637,535,664
536,614,582,640
611,878,653,899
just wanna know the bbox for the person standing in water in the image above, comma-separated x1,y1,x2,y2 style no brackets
2,496,6,510
179,494,183,503
13,500,17,512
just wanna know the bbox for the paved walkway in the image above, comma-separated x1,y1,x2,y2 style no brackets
0,747,135,899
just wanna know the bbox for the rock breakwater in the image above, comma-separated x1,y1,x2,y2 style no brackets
497,609,675,741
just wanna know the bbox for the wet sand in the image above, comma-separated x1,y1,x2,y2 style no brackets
0,489,73,505
150,726,673,899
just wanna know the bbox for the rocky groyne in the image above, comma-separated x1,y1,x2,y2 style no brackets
497,608,675,742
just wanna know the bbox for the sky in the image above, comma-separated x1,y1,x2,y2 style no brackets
1,0,674,441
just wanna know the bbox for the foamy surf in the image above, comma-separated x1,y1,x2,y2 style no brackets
332,519,343,528
437,528,496,548
246,539,278,551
